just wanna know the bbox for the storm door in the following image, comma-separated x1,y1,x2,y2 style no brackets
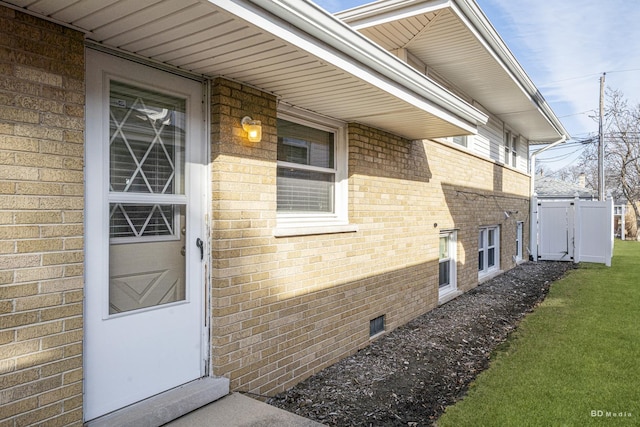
84,50,207,421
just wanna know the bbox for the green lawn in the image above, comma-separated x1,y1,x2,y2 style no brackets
437,240,640,427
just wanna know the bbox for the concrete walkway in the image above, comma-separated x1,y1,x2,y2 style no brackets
164,393,325,427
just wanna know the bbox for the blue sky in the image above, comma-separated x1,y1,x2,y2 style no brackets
313,0,640,173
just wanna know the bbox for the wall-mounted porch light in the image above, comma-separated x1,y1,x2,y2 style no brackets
241,116,262,142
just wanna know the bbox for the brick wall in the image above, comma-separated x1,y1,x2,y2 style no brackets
0,8,84,426
210,81,530,397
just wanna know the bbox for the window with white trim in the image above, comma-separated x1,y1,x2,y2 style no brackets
439,231,457,296
451,135,467,147
276,113,348,229
504,130,518,167
515,221,524,262
479,225,500,276
438,134,472,149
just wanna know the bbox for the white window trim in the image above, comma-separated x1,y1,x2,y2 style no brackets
439,230,461,304
274,108,356,237
504,129,518,168
479,225,501,279
515,221,524,263
436,134,474,152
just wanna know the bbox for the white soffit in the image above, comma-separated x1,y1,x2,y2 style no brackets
2,0,490,140
337,0,569,142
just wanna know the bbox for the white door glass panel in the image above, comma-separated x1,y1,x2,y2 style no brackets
108,81,187,314
516,221,523,261
478,229,485,271
109,80,185,195
85,49,205,421
479,226,500,275
439,235,450,288
488,228,496,268
439,232,457,296
109,204,185,314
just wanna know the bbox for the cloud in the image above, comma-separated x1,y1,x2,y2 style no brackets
479,0,640,138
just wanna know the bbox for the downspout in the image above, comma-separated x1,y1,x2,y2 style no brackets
528,136,567,260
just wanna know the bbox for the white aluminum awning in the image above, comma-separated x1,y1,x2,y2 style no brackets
2,0,490,140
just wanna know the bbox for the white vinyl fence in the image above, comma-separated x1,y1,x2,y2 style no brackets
531,195,614,266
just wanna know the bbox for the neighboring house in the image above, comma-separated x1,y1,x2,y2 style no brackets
535,176,597,200
0,1,568,425
613,201,627,239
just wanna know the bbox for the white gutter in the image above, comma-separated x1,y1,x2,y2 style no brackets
528,136,567,260
529,136,566,196
215,0,488,132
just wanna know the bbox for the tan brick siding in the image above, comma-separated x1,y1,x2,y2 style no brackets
0,7,84,426
210,81,531,397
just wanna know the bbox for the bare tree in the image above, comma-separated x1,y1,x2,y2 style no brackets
602,89,640,238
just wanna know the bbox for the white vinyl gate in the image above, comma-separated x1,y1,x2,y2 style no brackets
532,195,614,266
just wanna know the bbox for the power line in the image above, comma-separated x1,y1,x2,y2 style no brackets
607,68,640,75
558,110,595,119
537,147,585,163
538,67,640,87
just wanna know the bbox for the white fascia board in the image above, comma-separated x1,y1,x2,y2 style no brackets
336,0,451,30
207,0,487,133
452,0,570,139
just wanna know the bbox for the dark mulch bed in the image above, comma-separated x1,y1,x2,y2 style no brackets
267,261,575,426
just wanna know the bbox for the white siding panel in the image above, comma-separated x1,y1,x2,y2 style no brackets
516,136,528,173
476,114,502,161
473,133,490,158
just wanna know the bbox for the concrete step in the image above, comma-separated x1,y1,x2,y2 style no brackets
164,392,326,427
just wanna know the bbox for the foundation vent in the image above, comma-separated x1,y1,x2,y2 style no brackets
370,315,385,337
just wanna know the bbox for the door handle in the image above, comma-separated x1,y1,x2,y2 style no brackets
196,238,204,261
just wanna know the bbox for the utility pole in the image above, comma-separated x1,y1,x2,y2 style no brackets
598,72,606,200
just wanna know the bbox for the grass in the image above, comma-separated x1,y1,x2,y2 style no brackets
437,240,640,427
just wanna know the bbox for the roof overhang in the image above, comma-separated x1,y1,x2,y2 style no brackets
337,0,570,143
1,0,490,140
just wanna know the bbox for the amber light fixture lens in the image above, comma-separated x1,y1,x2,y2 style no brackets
241,116,262,142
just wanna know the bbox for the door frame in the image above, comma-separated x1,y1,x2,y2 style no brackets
83,47,212,421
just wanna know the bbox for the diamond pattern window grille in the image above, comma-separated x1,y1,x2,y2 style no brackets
108,81,185,240
110,204,175,239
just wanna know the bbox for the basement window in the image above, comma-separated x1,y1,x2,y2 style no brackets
370,315,385,337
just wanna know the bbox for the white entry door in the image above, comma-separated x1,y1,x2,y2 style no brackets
84,50,207,421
